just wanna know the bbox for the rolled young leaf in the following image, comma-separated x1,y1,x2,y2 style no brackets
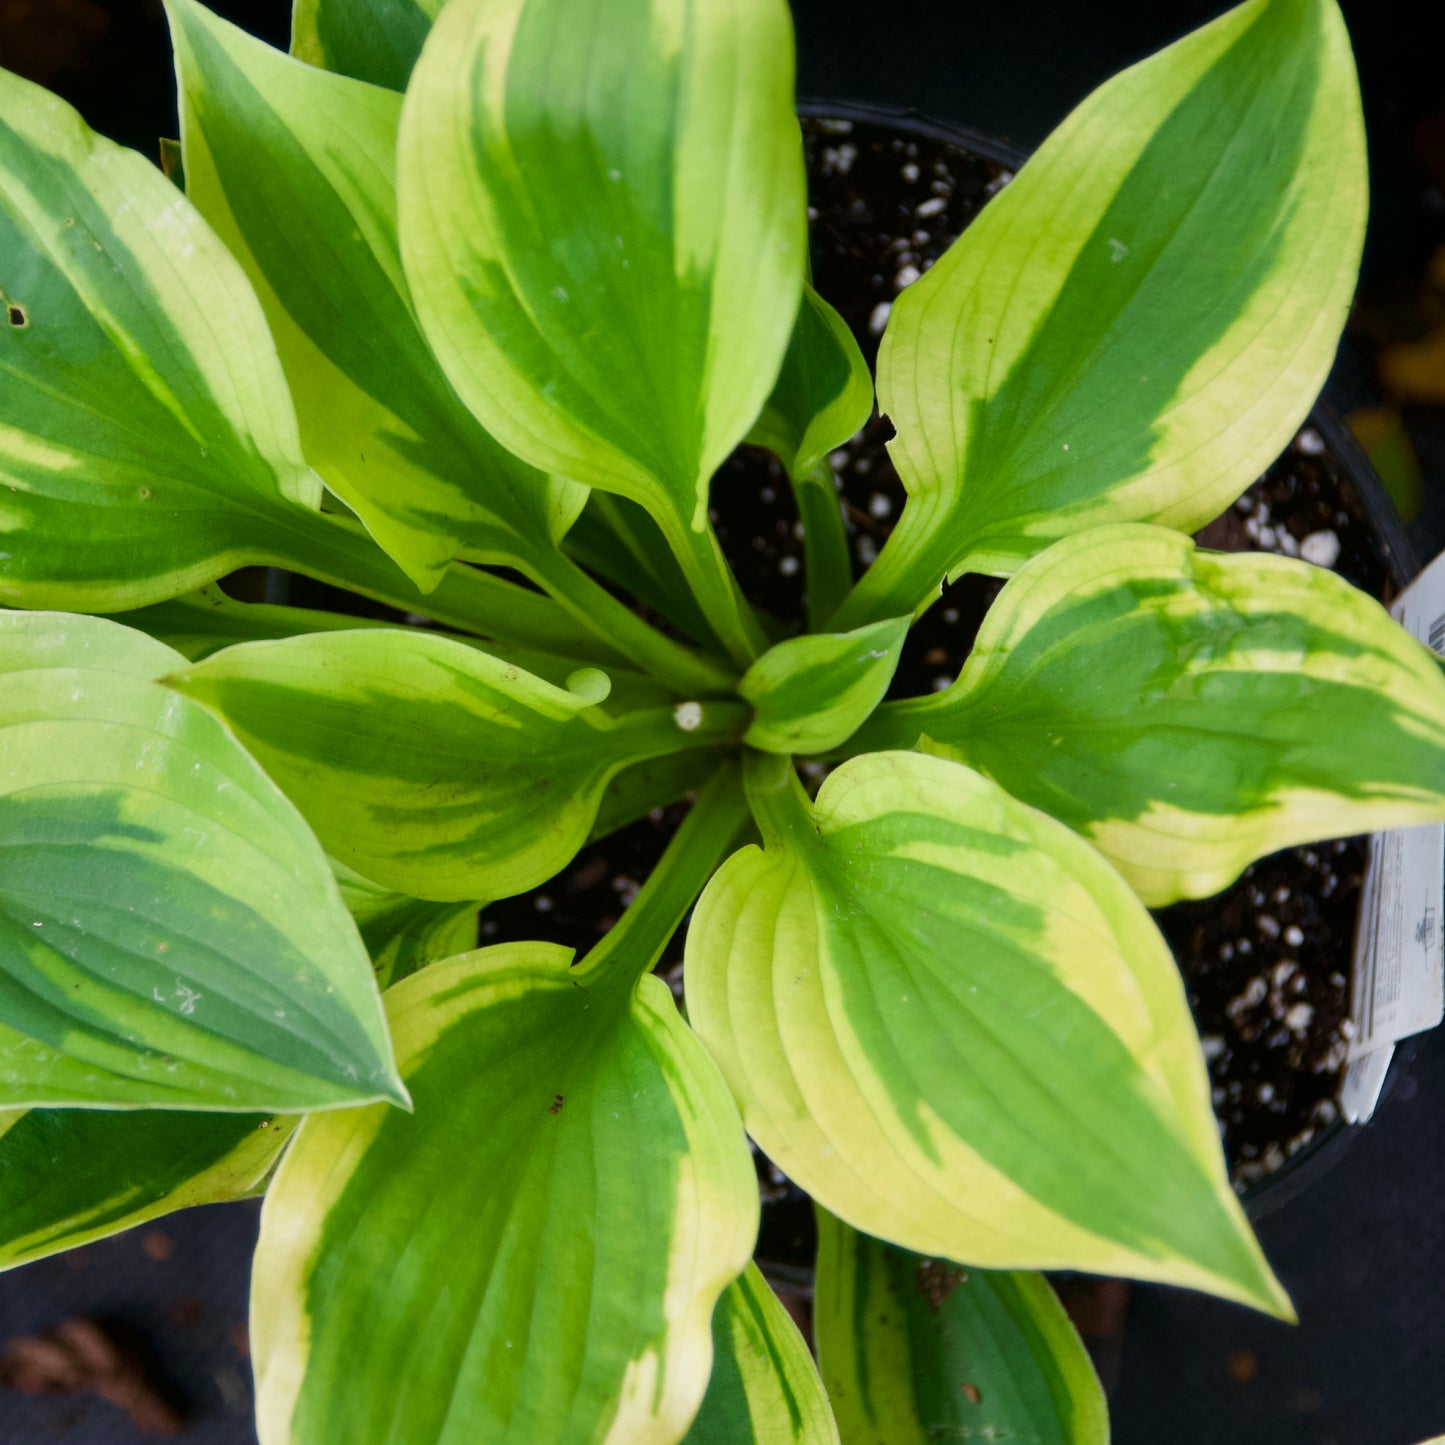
857,524,1445,905
684,1263,839,1444
251,770,758,1445
397,0,808,663
169,0,588,596
0,1107,294,1270
686,750,1289,1315
833,0,1368,627
747,285,874,487
0,611,405,1111
0,65,319,611
741,617,909,755
747,285,873,627
166,628,750,902
290,0,441,91
812,1209,1107,1445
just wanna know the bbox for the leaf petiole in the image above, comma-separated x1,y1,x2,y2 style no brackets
515,539,740,698
579,759,751,987
789,457,855,630
261,507,628,663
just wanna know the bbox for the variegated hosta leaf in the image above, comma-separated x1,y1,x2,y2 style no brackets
684,1262,839,1445
166,629,750,902
862,524,1445,905
332,861,479,990
398,0,807,662
111,585,673,713
747,285,873,485
813,1209,1107,1445
0,65,319,612
170,0,587,594
291,0,441,91
686,750,1289,1315
0,1107,294,1270
835,0,1367,626
741,617,908,755
0,611,405,1111
254,945,756,1445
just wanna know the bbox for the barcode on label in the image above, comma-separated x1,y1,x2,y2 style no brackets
1428,612,1445,655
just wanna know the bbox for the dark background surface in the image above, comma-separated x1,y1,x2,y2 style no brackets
2,0,1443,1440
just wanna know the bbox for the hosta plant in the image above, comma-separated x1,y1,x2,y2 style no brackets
1,0,1439,1439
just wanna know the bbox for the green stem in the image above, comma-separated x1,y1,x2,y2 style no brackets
518,541,739,698
613,698,753,762
828,694,934,760
740,749,816,847
579,759,750,984
790,458,854,629
262,509,628,665
826,503,956,634
565,492,721,651
665,511,771,667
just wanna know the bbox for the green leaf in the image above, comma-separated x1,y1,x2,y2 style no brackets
0,610,405,1111
835,0,1367,626
332,862,479,989
166,628,750,902
684,1262,839,1444
686,750,1289,1316
741,617,908,755
170,0,587,595
813,1209,1108,1445
291,0,441,91
397,0,807,662
0,1106,294,1270
252,774,758,1444
0,65,319,612
747,285,873,485
859,524,1445,905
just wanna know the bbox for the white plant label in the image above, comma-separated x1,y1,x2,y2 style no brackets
1344,547,1445,1122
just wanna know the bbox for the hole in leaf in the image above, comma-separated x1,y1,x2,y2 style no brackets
7,304,28,328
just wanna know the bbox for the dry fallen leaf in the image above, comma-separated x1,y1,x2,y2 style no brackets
0,1316,185,1435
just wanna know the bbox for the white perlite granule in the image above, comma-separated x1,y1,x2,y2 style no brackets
1300,530,1342,569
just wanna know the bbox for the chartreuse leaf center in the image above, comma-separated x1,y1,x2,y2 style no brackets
251,767,758,1445
687,748,1291,1317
